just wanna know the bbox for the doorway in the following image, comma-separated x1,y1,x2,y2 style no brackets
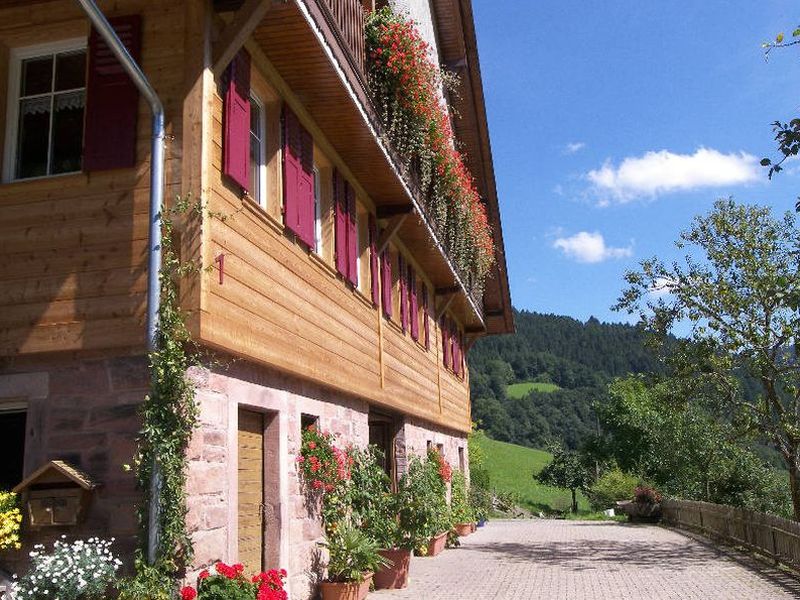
238,408,264,574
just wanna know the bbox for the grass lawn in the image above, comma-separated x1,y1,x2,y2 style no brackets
473,434,592,515
506,381,560,399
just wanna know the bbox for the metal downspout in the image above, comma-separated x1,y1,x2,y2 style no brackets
74,0,166,565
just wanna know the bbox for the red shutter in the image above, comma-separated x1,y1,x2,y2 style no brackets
460,332,466,378
422,284,430,350
441,316,450,369
283,105,315,247
453,326,461,377
381,248,393,318
334,170,348,277
450,321,457,374
222,49,251,191
409,266,419,342
84,15,142,171
368,215,380,306
399,255,408,333
346,183,359,287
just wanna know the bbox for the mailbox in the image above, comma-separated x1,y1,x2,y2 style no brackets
13,461,97,528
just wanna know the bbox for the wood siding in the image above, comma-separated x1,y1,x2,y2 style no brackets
0,0,189,356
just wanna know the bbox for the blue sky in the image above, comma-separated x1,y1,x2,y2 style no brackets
472,0,800,324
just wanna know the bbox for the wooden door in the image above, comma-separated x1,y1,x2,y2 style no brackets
238,409,264,574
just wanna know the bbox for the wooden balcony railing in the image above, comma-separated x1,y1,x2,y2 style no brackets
318,0,366,75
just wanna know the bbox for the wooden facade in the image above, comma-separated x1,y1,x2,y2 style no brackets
0,0,510,434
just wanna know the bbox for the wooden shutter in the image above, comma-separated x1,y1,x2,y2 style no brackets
346,183,358,287
399,255,408,333
283,105,315,247
441,316,450,369
450,321,458,374
409,266,419,342
84,15,142,171
222,49,251,191
334,170,348,277
368,215,380,305
381,247,393,318
453,325,461,377
422,284,430,350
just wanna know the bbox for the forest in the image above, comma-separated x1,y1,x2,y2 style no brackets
468,309,663,449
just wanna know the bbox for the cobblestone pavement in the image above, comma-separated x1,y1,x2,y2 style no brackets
372,519,800,600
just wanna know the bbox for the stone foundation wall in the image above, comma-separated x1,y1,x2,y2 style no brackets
0,355,145,576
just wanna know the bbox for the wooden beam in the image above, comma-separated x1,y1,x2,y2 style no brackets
465,326,485,334
434,292,456,320
377,214,409,254
484,308,504,318
435,286,460,295
376,204,413,219
212,0,277,75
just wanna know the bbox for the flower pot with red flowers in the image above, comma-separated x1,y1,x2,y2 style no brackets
320,524,390,600
179,562,288,600
620,486,663,523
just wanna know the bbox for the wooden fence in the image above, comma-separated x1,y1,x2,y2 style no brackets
319,0,366,74
662,499,800,569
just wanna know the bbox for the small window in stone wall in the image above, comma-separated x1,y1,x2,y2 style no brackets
426,440,433,453
458,446,465,472
0,406,27,490
300,413,319,432
436,443,444,458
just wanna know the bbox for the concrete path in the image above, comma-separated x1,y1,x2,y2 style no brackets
372,519,800,600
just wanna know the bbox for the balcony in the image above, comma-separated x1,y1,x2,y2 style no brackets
221,0,513,335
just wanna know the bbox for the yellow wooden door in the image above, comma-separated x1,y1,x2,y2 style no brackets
238,409,264,574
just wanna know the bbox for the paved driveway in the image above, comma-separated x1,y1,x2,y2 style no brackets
372,519,800,600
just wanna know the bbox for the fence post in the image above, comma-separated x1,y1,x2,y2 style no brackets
771,526,779,565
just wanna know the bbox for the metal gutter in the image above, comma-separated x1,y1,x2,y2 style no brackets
74,0,166,565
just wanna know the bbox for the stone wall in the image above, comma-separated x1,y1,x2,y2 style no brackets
0,354,145,576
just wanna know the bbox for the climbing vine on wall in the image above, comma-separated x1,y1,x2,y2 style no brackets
135,197,203,575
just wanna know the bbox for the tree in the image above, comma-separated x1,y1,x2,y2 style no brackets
535,445,591,513
615,199,800,519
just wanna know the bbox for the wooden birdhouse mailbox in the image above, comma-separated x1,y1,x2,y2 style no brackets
13,461,97,528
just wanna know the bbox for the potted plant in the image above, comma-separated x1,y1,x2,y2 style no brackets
177,563,287,600
621,485,663,523
450,471,475,537
320,524,390,600
403,452,451,557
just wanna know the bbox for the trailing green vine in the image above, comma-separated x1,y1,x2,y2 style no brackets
365,7,495,293
123,197,205,593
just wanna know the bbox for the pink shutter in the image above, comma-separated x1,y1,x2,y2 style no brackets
368,215,380,306
453,326,461,376
441,316,450,368
334,170,348,277
84,15,142,171
460,332,466,378
381,248,393,318
222,49,251,191
422,284,430,350
399,255,408,333
283,106,315,247
346,183,359,286
450,321,457,373
409,266,419,342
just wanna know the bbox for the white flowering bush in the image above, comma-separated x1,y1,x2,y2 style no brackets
12,536,122,600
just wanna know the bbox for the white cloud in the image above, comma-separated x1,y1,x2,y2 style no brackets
648,277,677,298
553,231,633,264
564,142,586,155
586,147,760,203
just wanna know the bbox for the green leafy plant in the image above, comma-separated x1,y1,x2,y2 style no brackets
0,491,22,550
587,469,641,511
13,537,122,600
348,446,397,550
116,560,174,600
178,563,287,600
321,524,390,583
450,470,474,524
469,484,492,522
365,7,494,290
400,452,451,551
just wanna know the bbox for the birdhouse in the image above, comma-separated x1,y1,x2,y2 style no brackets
12,461,97,528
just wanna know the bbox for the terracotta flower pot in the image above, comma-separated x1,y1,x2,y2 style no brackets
319,573,373,600
455,522,473,537
420,531,447,557
374,548,411,589
470,522,477,533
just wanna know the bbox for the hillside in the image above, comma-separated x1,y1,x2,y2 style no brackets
469,309,662,450
472,434,590,514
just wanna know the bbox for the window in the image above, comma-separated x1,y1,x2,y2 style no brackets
249,94,267,207
458,446,465,473
314,168,322,254
5,40,87,181
300,413,319,432
0,405,26,490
